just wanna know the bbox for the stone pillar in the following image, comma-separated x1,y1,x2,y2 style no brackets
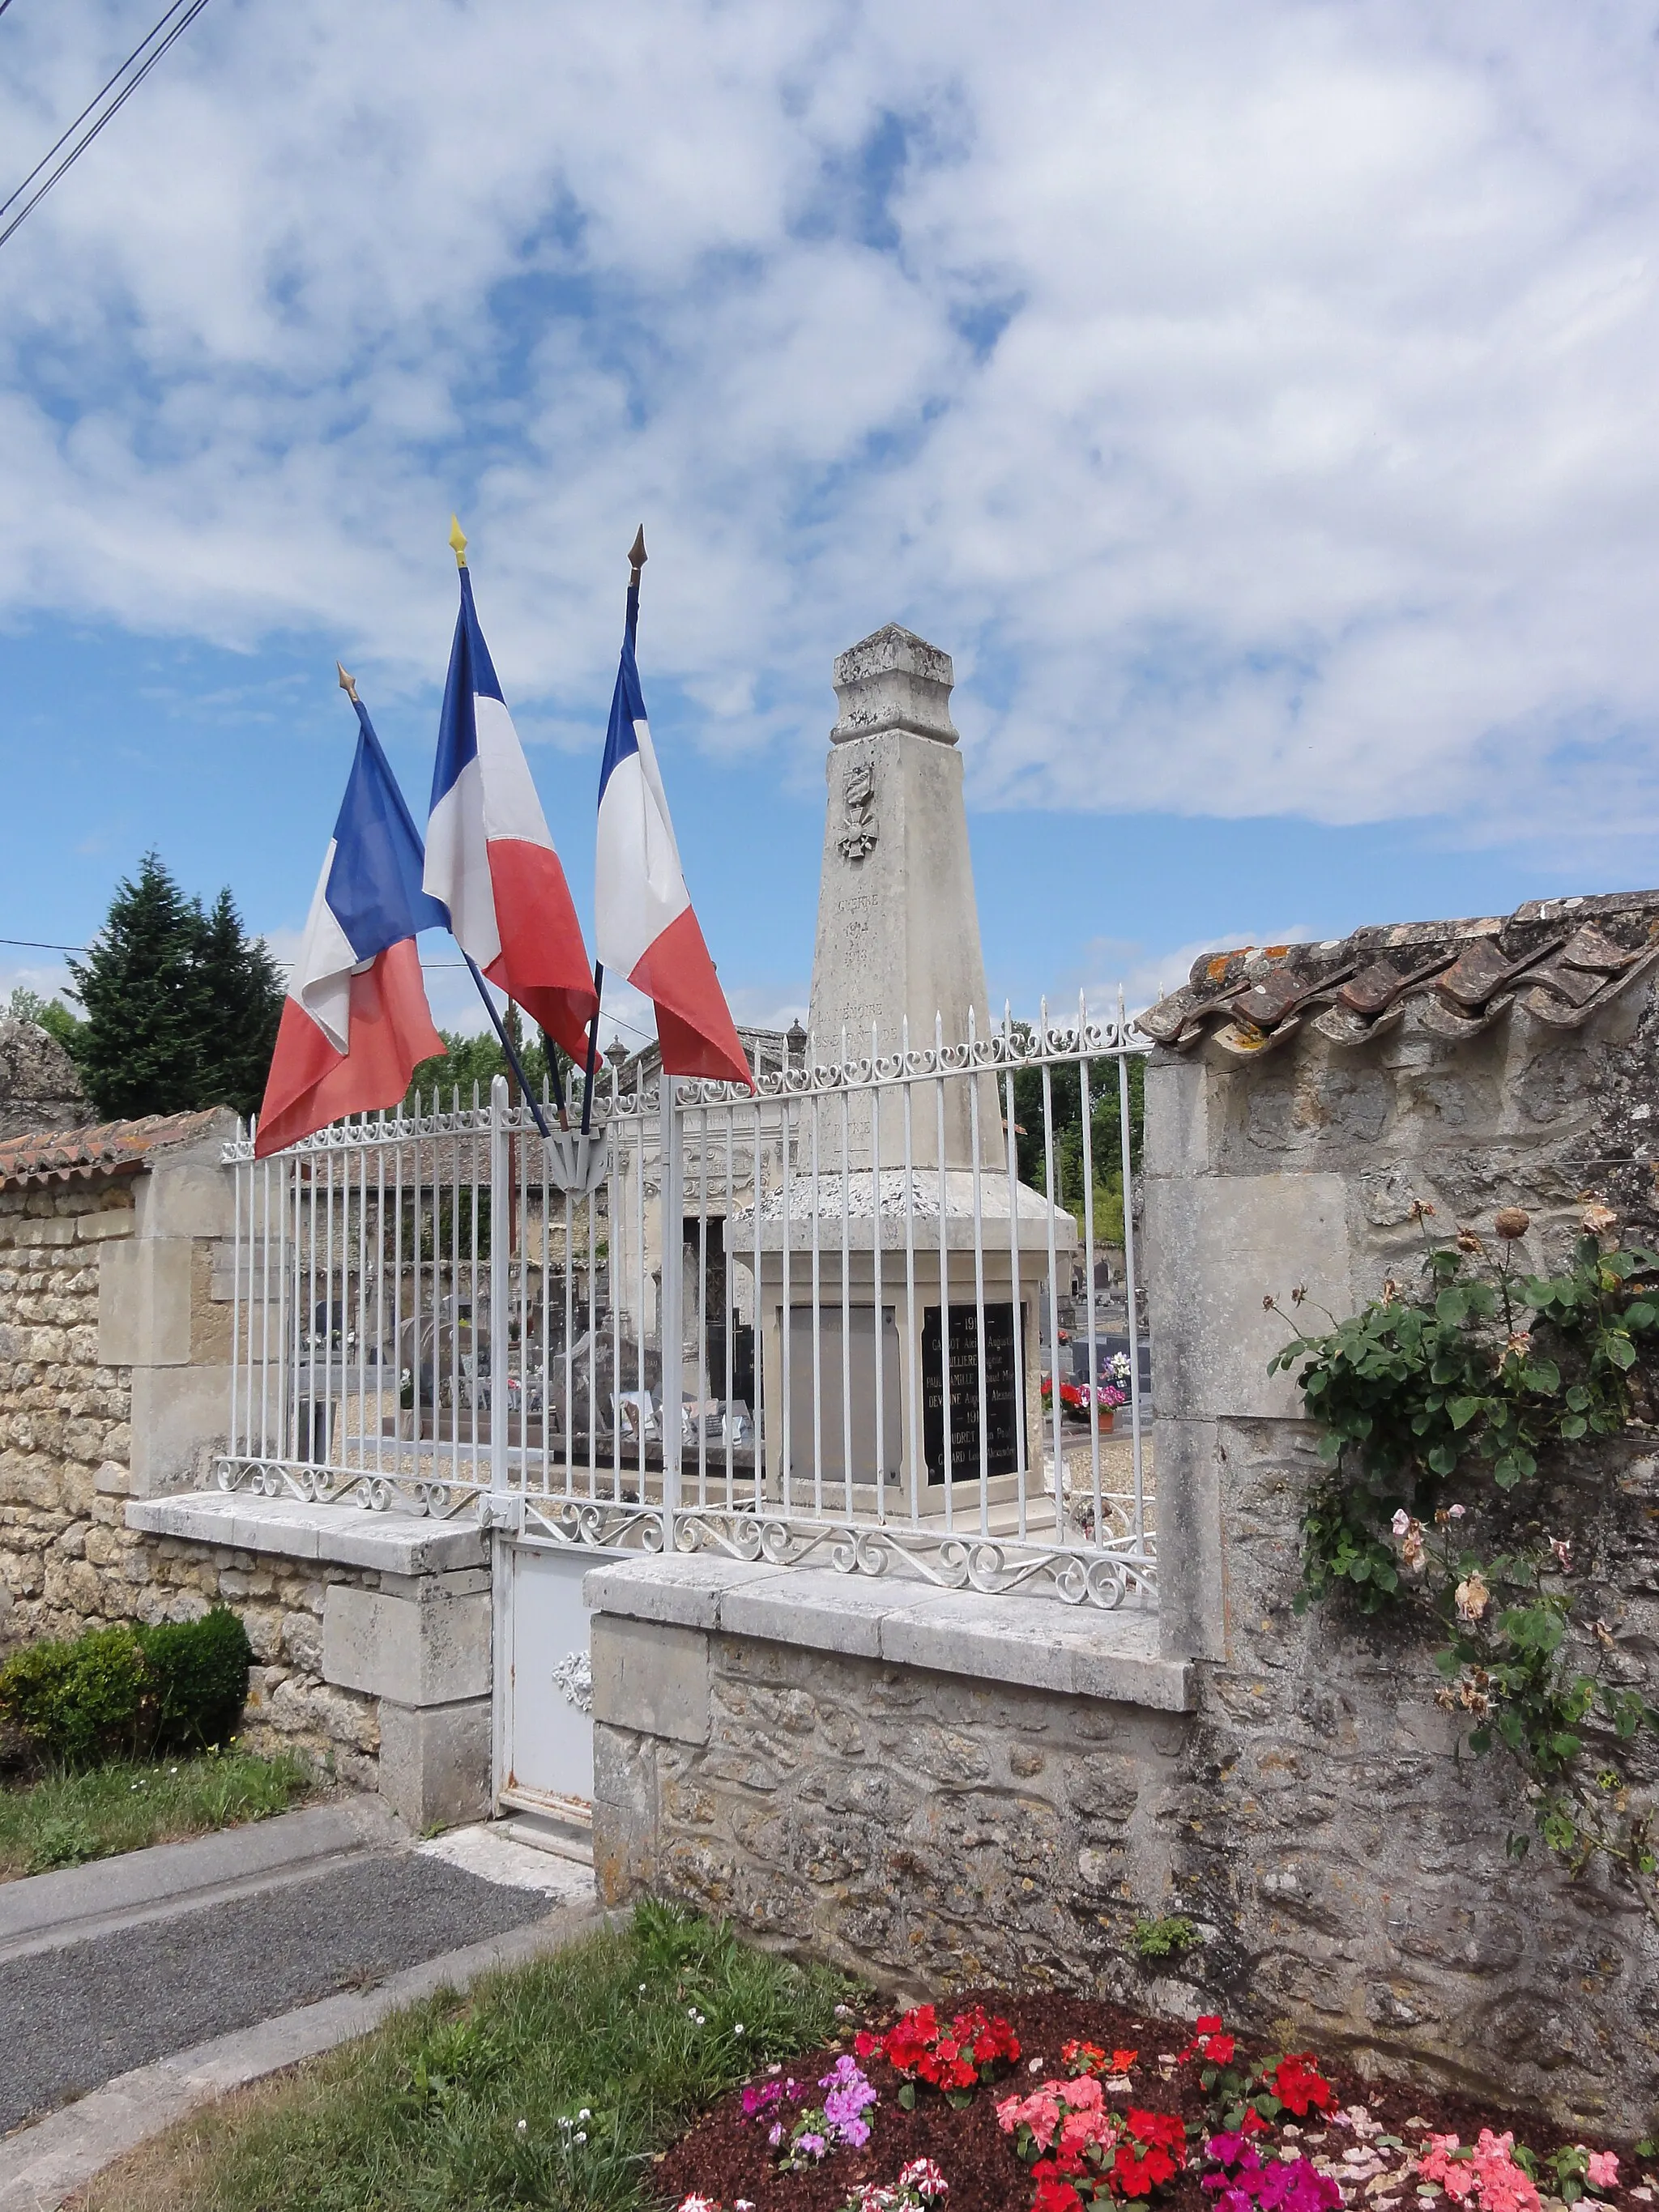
97,1112,240,1497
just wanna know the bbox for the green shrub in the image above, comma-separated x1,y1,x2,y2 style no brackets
136,1608,253,1754
0,1608,252,1770
0,1625,147,1765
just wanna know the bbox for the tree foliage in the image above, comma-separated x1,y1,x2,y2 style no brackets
64,855,283,1120
1011,1046,1144,1247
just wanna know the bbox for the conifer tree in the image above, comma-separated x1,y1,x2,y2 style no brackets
67,855,207,1119
65,857,285,1122
194,888,284,1118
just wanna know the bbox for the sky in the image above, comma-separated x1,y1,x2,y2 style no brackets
2,0,1658,1049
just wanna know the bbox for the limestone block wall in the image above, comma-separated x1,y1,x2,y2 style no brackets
590,959,1659,2133
0,1140,386,1787
593,1481,1659,2130
0,1179,135,1647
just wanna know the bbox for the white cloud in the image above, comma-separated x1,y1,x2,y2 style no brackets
1,0,1658,850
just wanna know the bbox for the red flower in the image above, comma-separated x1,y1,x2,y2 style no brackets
1112,2050,1140,2075
1269,2055,1334,2117
854,2030,881,2059
1033,2172,1085,2212
1205,2035,1236,2066
1113,2143,1182,2197
1237,2108,1269,2137
1196,2016,1223,2035
1125,2109,1186,2154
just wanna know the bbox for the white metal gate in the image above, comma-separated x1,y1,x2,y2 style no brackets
220,998,1154,1813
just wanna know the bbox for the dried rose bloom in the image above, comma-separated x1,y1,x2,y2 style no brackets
1505,1331,1533,1359
1455,1571,1491,1622
1456,1230,1486,1255
1494,1207,1530,1240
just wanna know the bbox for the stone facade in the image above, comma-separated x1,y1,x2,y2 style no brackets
0,1017,87,1140
0,1178,136,1648
591,913,1659,2135
0,1174,383,1784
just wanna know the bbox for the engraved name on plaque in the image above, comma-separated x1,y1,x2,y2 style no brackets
921,1302,1021,1482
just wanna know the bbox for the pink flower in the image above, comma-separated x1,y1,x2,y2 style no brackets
1587,2153,1621,2192
899,2159,949,2200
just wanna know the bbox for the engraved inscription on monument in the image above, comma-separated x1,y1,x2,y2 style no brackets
921,1302,1021,1482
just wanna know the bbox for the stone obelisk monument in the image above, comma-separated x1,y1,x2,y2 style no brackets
740,620,1073,1497
808,624,992,1061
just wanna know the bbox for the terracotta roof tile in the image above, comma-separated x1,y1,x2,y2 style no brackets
0,1109,229,1191
1137,889,1659,1063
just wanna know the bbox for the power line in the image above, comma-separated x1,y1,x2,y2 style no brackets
0,0,216,253
0,2,23,22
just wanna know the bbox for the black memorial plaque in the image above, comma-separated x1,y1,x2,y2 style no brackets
921,1302,1021,1482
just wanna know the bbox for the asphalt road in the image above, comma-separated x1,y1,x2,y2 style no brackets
0,1852,550,2133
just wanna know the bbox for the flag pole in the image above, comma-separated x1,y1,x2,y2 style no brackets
579,523,646,1136
336,658,561,1140
456,953,557,1139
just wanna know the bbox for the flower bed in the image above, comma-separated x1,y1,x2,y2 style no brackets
653,1991,1650,2212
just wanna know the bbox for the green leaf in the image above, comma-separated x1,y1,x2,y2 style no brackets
1435,1288,1469,1326
1447,1396,1483,1431
1564,1383,1590,1412
1559,1415,1589,1441
1521,1360,1560,1393
1605,1333,1637,1371
1427,1444,1458,1476
1624,1301,1656,1330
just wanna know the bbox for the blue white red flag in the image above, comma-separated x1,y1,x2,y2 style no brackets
256,693,446,1157
594,576,752,1086
423,538,598,1060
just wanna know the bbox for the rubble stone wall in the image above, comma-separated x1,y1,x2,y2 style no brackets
595,974,1659,2133
595,1429,1658,2135
0,1175,379,1784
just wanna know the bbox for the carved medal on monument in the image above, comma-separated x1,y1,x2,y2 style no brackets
837,748,879,862
920,1302,1021,1481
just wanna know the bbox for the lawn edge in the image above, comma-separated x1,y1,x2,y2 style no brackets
0,1899,611,2212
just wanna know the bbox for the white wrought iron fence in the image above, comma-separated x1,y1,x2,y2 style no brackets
220,997,1154,1607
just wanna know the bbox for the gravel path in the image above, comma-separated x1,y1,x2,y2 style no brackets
0,1852,551,2133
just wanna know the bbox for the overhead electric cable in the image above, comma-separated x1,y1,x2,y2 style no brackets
0,2,22,22
0,0,215,252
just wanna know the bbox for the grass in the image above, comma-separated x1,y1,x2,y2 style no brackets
79,1900,859,2212
0,1746,313,1878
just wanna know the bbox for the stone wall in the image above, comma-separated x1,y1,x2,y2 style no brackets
0,1178,135,1647
0,1149,386,1788
591,923,1659,2134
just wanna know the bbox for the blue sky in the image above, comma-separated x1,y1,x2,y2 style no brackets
3,1,1659,1046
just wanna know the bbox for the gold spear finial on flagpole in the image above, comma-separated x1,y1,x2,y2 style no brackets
450,514,469,569
628,525,646,586
336,661,360,703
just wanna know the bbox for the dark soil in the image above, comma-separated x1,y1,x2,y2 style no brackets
651,1991,1656,2212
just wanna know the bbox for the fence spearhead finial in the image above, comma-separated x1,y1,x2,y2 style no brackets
449,514,469,569
628,526,647,585
336,661,359,703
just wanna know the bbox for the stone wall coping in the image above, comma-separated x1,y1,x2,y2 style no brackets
582,1556,1193,1711
124,1491,489,1575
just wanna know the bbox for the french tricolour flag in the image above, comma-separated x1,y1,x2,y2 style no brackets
424,552,598,1060
256,696,446,1158
595,579,752,1086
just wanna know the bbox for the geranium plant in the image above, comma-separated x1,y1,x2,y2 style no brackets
841,2158,950,2210
742,2056,877,2167
997,2037,1188,2208
856,2002,1020,2110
